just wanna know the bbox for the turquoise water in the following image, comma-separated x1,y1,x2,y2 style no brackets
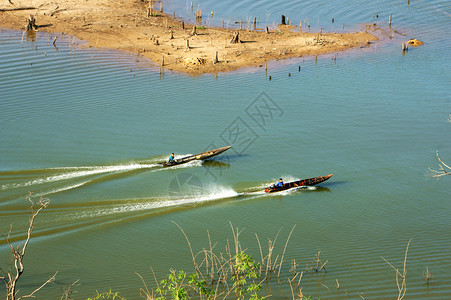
1,0,450,298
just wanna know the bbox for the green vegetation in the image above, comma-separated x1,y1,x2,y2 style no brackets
231,252,263,300
144,251,264,299
87,290,126,300
154,269,212,299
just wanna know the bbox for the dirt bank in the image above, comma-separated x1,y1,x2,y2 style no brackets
0,0,379,74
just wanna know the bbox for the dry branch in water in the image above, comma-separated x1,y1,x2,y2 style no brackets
0,195,55,300
306,250,328,273
423,265,432,284
428,150,450,179
381,239,411,300
61,279,80,300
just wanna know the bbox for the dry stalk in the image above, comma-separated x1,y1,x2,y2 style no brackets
278,224,296,277
297,287,304,299
207,233,219,278
288,278,295,300
288,272,298,285
273,255,280,273
229,221,244,256
423,265,432,284
197,249,210,276
290,259,296,272
226,239,233,274
172,221,202,277
215,258,233,293
136,266,158,299
136,272,152,299
264,229,281,277
196,248,220,283
381,239,411,300
255,233,264,275
297,271,303,286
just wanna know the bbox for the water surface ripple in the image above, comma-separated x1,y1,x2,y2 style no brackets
1,0,450,298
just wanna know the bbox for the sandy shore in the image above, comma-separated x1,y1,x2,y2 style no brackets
0,0,379,74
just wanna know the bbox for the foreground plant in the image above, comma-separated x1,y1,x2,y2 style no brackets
137,223,300,299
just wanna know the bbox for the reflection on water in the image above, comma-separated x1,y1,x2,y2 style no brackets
25,29,36,42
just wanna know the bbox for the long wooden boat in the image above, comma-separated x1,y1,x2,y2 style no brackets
161,146,231,167
264,174,333,193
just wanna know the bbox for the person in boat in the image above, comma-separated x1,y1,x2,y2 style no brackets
275,178,284,188
168,153,175,164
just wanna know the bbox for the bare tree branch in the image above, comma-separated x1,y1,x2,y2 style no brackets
0,195,53,300
19,271,58,299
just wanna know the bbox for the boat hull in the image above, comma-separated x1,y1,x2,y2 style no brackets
162,146,231,167
265,174,333,193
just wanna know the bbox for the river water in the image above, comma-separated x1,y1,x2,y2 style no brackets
1,0,450,299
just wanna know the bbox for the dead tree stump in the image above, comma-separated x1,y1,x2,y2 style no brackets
230,31,241,43
281,15,286,25
26,15,38,30
191,26,197,36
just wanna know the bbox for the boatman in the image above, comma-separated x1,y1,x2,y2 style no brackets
168,153,175,164
275,178,284,188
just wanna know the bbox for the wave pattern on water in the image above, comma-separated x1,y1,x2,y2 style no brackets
1,0,450,297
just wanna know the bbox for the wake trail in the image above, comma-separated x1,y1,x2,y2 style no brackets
1,153,206,191
34,181,91,196
68,186,239,220
67,184,313,221
1,163,159,190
